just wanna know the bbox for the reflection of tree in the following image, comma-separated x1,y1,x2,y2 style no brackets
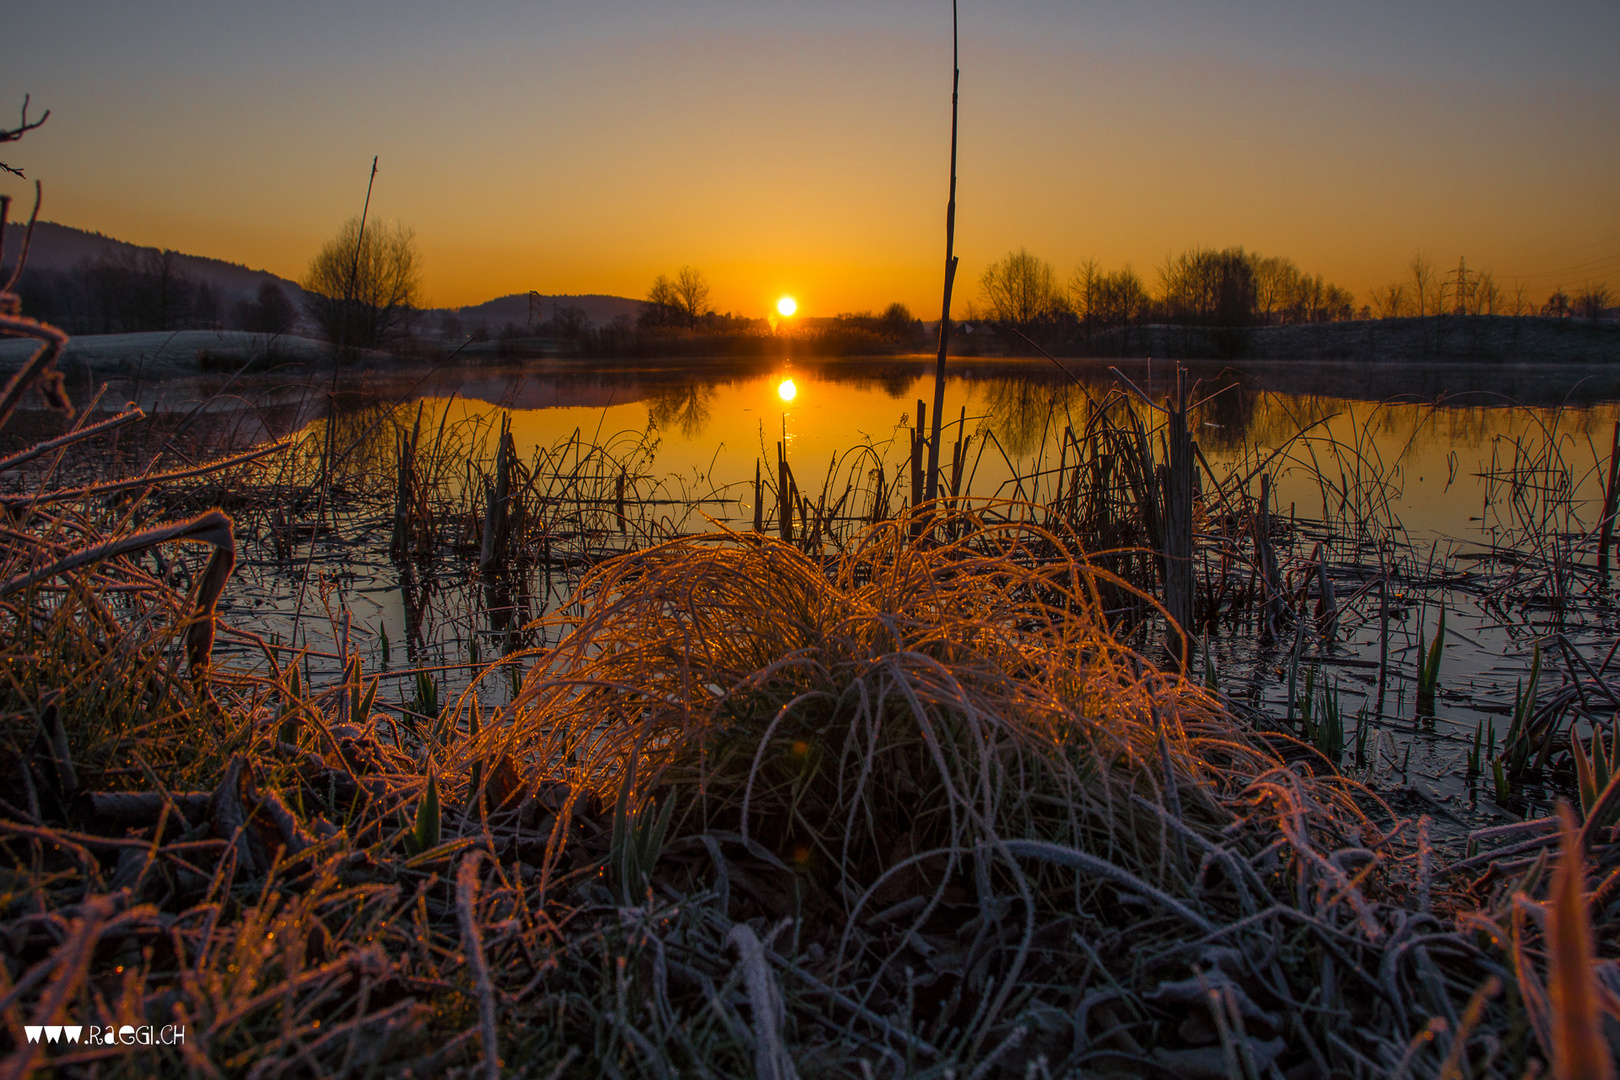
982,377,1074,458
1193,369,1256,452
647,382,715,440
846,364,921,400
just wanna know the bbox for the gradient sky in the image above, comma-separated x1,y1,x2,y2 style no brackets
2,1,1616,315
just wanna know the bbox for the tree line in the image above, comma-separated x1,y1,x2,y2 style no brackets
14,215,419,349
27,210,1611,360
975,245,1358,337
16,250,300,337
1369,254,1612,322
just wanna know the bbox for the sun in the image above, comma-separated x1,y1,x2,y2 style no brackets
776,296,797,317
777,378,797,402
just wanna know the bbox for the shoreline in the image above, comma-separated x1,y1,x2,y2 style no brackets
3,318,1619,413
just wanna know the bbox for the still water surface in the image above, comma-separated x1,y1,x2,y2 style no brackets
183,354,1620,830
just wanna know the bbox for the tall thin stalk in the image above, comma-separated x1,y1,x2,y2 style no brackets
294,156,379,644
923,0,960,505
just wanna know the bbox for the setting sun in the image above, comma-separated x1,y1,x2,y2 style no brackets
777,378,797,402
776,296,797,317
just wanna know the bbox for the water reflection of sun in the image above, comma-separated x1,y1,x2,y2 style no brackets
777,378,797,402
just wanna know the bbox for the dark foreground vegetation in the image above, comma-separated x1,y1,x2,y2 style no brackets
4,196,1620,1078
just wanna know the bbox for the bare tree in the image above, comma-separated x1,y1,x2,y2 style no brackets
1158,246,1256,330
1068,259,1101,329
302,217,421,350
1094,266,1149,327
640,275,679,329
1252,255,1298,324
1575,283,1613,321
148,249,191,332
1369,283,1409,319
672,266,710,329
1409,254,1438,318
0,96,48,179
1473,271,1500,316
981,247,1061,329
553,304,590,339
1509,281,1531,317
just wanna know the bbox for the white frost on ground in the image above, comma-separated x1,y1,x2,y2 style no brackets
0,330,332,378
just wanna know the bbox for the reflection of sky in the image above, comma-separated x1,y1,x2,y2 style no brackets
226,362,1620,826
365,367,1620,547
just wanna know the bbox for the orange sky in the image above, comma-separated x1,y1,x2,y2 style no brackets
2,3,1616,316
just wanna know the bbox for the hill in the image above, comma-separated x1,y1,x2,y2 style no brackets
1,220,303,308
3,221,647,336
442,292,644,332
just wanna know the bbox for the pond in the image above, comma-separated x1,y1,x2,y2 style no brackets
126,351,1620,834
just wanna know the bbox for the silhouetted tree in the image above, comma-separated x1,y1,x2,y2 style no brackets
193,282,219,327
981,247,1062,329
642,275,677,328
235,281,297,335
146,250,193,331
878,302,918,341
1161,247,1255,323
1157,246,1258,355
1542,288,1572,320
1409,255,1439,318
552,304,590,339
672,266,710,329
302,217,421,351
1369,283,1410,319
1575,283,1612,321
1069,259,1102,333
1508,281,1531,317
1094,267,1149,328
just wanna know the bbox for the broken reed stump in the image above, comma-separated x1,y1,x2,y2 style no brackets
1161,367,1195,664
390,405,424,561
1599,419,1620,580
777,441,793,544
1312,540,1339,642
754,459,764,533
1255,473,1283,644
479,412,514,573
909,400,926,511
1375,563,1390,717
615,467,627,536
909,399,928,538
804,491,826,551
949,405,967,500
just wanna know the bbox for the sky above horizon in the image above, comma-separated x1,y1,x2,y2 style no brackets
2,1,1617,316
